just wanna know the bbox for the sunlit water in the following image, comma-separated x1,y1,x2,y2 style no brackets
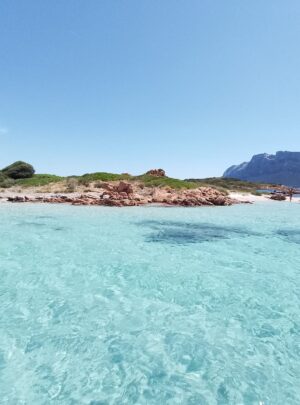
0,202,300,404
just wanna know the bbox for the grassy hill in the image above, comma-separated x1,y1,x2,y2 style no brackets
1,172,277,194
0,160,279,193
185,177,278,194
0,171,198,190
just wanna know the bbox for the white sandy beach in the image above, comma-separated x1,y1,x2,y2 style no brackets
229,192,300,204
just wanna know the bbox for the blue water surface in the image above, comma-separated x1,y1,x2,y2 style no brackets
0,202,300,404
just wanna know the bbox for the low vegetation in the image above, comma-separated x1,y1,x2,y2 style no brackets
133,175,198,189
0,172,14,188
0,161,279,193
185,177,276,194
15,174,63,187
78,172,131,183
77,173,198,189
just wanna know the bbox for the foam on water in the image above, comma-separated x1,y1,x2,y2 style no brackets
0,202,300,404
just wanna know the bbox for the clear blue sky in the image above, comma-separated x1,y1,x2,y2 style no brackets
1,0,300,178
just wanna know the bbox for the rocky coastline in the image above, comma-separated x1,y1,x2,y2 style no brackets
0,181,237,207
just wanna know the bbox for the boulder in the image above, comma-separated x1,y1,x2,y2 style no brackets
94,181,115,191
7,196,26,202
116,181,133,194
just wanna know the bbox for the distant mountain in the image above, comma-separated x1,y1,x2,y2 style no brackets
223,151,300,187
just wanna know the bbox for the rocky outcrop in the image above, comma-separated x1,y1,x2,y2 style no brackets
270,194,286,201
4,181,237,207
145,169,166,177
223,151,300,187
116,181,133,194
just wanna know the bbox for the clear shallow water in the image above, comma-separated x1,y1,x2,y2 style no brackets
0,203,300,404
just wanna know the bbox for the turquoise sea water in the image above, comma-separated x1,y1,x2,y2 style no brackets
0,202,300,404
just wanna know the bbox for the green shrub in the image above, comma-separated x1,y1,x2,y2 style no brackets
79,172,131,182
0,172,15,188
2,161,35,179
77,177,91,186
15,174,63,187
0,172,6,182
65,177,78,192
94,181,104,188
134,175,198,189
185,177,275,193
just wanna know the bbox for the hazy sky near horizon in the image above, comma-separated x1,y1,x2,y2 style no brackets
1,0,300,178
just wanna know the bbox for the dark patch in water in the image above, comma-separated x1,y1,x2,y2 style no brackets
276,229,300,245
17,221,66,232
17,221,47,227
149,229,202,244
137,220,260,245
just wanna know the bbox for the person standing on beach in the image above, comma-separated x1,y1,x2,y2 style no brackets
288,188,294,202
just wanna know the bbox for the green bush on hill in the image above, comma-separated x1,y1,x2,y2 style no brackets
0,172,6,182
0,160,36,188
78,172,131,183
2,161,35,179
0,172,14,188
15,174,63,187
0,161,65,188
185,177,277,193
133,175,198,189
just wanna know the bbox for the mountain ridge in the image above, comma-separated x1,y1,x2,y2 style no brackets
223,151,300,187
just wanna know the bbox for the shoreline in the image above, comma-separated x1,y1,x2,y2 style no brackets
0,190,298,207
229,192,300,204
0,186,236,207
